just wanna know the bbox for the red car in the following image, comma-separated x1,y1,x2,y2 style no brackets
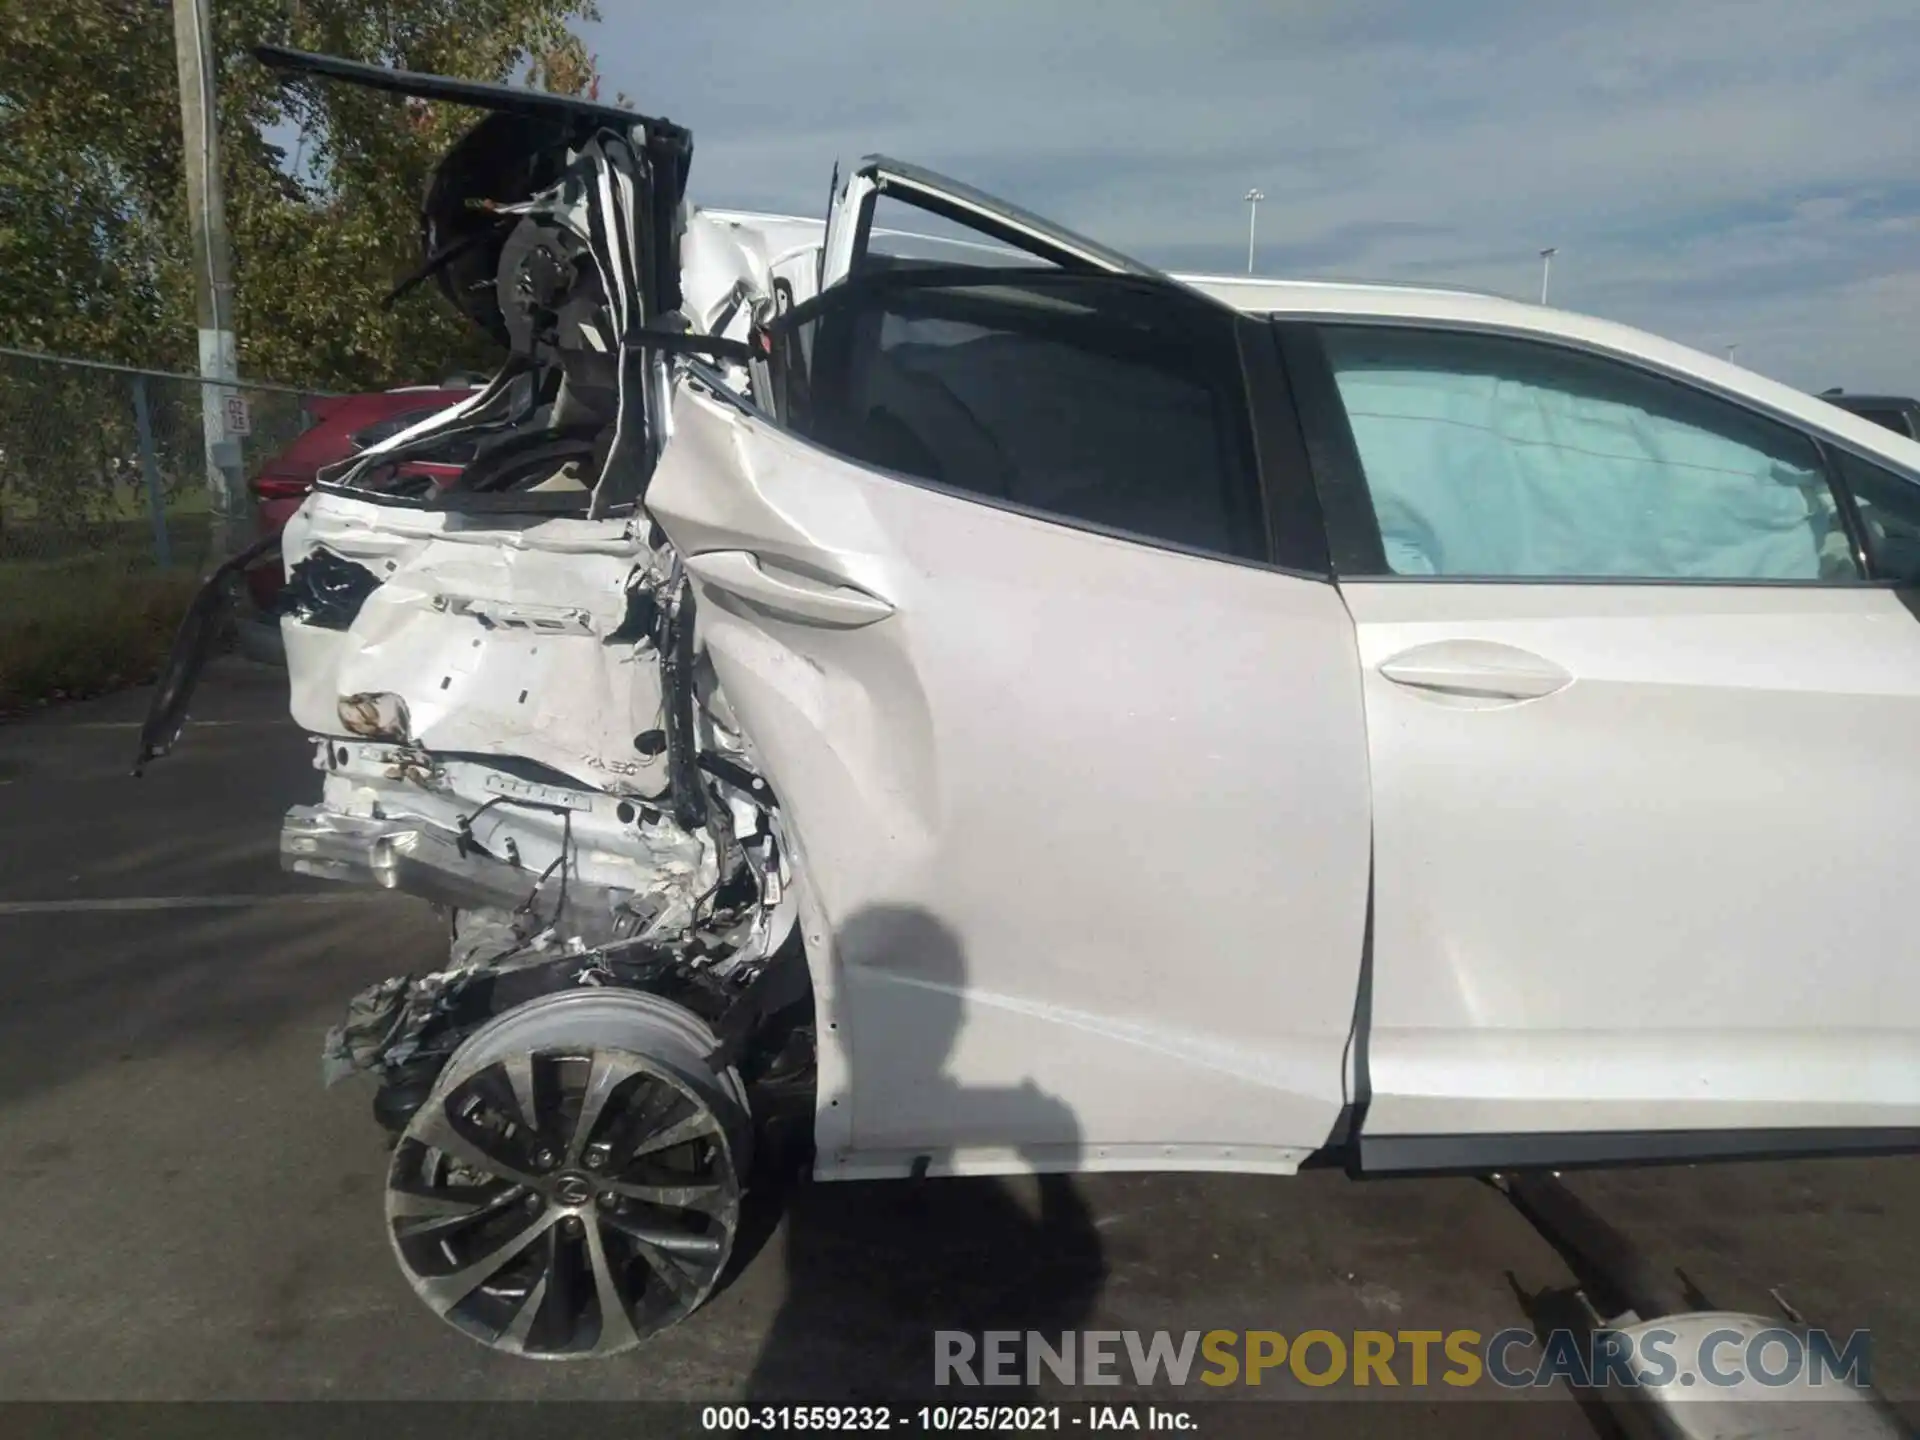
244,384,478,611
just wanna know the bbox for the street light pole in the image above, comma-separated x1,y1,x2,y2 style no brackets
1723,344,1738,363
1245,189,1265,275
171,0,242,563
1538,246,1558,305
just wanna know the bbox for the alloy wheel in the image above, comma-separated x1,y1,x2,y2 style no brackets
385,991,747,1358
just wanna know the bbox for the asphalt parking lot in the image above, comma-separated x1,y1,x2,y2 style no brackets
1,660,1917,1434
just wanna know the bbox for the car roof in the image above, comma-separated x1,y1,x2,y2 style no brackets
698,209,1920,474
1823,393,1918,409
1177,273,1920,472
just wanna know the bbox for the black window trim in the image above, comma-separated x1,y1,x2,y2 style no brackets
848,157,1168,281
1276,314,1907,589
1274,320,1386,578
1810,435,1874,581
759,268,1336,581
1236,316,1333,578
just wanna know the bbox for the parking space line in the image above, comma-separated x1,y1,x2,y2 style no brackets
58,720,269,731
0,893,391,915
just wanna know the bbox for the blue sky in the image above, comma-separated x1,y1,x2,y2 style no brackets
582,0,1920,392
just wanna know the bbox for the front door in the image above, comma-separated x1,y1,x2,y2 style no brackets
645,263,1372,1179
1284,320,1920,1171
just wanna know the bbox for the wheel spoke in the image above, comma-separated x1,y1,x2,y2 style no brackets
389,1184,501,1218
607,1179,729,1215
390,1182,527,1238
567,1051,631,1165
500,1051,542,1139
540,1222,584,1350
606,1075,684,1151
628,1109,719,1159
599,1208,725,1262
498,1270,549,1354
414,1207,557,1317
637,1241,702,1303
412,1099,539,1186
583,1214,642,1352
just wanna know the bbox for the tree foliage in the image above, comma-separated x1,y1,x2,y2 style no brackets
0,0,604,390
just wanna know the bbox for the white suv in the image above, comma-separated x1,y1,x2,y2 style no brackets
142,45,1920,1359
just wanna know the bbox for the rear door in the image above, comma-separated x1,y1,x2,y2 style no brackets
1280,320,1920,1173
646,244,1373,1179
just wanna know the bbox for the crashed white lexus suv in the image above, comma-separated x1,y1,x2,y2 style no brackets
140,46,1920,1359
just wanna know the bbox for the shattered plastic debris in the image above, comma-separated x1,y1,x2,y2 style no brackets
321,974,417,1086
278,547,381,630
321,966,488,1087
320,909,580,1086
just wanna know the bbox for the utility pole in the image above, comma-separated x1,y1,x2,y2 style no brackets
171,0,241,563
1245,189,1264,274
1538,247,1558,305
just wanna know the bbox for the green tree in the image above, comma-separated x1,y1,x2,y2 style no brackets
0,0,605,390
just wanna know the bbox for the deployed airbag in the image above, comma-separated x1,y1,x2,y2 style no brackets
1324,329,1845,581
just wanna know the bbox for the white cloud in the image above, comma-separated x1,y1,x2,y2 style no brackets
588,0,1920,390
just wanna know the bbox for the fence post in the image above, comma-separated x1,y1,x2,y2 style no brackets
130,374,171,568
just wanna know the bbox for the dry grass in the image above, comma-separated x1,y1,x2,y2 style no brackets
0,558,203,714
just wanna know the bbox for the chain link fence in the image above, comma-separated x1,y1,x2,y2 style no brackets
0,347,333,711
0,346,328,576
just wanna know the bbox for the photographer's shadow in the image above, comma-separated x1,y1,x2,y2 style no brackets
742,905,1108,1402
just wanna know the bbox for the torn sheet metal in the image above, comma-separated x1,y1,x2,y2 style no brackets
281,492,670,794
292,745,719,926
679,209,826,333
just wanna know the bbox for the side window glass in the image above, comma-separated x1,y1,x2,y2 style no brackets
1320,327,1856,582
1837,450,1920,583
772,275,1266,562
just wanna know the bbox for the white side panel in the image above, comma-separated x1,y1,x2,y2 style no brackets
1349,581,1920,1136
647,386,1373,1178
282,492,667,796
